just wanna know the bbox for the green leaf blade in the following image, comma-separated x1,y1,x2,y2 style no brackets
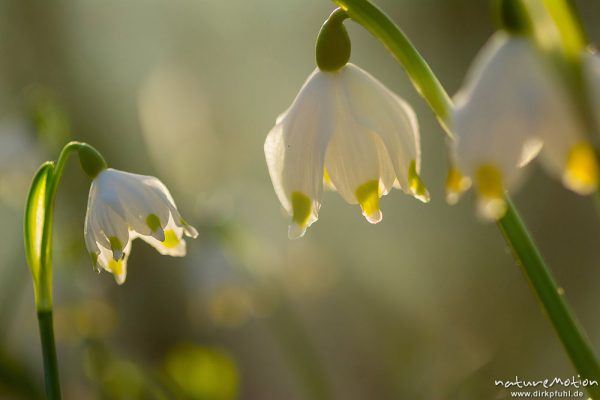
24,162,54,286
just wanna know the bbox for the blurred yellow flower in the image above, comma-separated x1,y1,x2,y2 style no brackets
165,344,238,400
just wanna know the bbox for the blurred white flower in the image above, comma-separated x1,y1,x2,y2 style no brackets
84,168,198,284
265,63,428,239
451,32,597,221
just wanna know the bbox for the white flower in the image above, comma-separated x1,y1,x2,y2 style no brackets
84,168,198,284
264,63,428,239
451,32,597,221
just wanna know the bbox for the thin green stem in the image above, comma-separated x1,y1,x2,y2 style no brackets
332,0,600,391
498,198,600,392
541,0,586,58
33,141,85,400
332,0,453,137
37,310,61,400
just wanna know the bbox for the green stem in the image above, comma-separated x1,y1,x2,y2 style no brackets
332,0,453,137
37,310,61,400
38,142,82,311
34,141,88,400
332,0,600,391
541,0,586,58
498,198,600,393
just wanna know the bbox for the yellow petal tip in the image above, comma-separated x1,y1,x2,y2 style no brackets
363,209,382,224
475,164,506,221
563,142,598,195
162,229,181,249
413,189,430,204
408,160,430,203
476,196,507,221
356,180,381,224
445,166,471,205
289,192,313,239
288,223,307,240
108,258,126,285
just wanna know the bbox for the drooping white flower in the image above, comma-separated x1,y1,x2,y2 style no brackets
451,32,597,221
264,63,428,239
84,168,198,284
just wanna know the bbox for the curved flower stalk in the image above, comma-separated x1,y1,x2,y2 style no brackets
265,9,428,239
85,169,198,284
451,31,598,220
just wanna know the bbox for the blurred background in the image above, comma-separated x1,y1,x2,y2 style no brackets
1,0,600,399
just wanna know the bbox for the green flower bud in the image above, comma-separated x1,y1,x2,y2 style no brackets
77,143,107,179
496,0,532,36
316,8,351,72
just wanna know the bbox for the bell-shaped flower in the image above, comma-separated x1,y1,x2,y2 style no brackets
264,63,428,239
84,168,198,284
451,32,597,221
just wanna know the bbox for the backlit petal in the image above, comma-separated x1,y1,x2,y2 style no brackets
264,69,335,237
340,64,420,192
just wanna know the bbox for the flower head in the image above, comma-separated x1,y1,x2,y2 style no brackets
265,63,428,239
84,168,198,284
450,32,597,220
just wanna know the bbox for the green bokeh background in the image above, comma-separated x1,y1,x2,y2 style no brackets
1,0,600,398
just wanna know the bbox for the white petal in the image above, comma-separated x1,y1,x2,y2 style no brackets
518,137,544,168
86,189,130,260
164,204,199,238
536,117,590,192
330,64,429,207
95,238,132,285
136,214,187,257
524,56,589,192
452,33,555,191
84,217,102,272
325,80,394,222
94,169,173,236
372,134,398,196
339,63,420,191
323,110,380,204
264,69,335,234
